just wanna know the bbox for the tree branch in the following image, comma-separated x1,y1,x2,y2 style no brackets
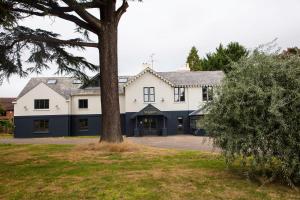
115,0,129,24
19,35,99,48
11,3,97,33
61,0,102,30
56,1,105,13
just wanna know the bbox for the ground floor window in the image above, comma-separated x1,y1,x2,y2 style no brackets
79,119,88,131
33,120,49,133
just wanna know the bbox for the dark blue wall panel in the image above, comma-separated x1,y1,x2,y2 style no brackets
125,110,194,137
14,114,126,138
14,115,70,138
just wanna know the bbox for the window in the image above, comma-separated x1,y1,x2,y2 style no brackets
79,119,88,131
34,99,49,109
79,99,88,109
34,120,49,133
177,117,184,134
144,87,155,102
174,87,185,102
177,117,184,127
73,80,82,84
119,78,128,83
202,86,213,101
47,79,57,84
0,111,5,116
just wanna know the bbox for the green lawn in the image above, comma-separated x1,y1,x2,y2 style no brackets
0,143,298,200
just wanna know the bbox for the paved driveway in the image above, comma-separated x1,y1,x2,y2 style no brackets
0,135,220,152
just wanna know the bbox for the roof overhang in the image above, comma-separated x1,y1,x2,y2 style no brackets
131,104,167,119
124,67,174,88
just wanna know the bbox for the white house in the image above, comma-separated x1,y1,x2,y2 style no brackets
13,67,224,138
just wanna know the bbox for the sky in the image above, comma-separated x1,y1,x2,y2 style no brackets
1,0,300,97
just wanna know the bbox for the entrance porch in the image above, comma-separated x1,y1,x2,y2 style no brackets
131,104,167,136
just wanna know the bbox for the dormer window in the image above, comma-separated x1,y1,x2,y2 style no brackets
119,78,128,83
73,80,82,84
47,79,57,84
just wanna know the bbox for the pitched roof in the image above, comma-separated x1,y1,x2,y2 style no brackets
157,70,224,87
18,77,80,99
124,67,224,87
17,76,130,99
0,98,15,111
124,67,175,87
17,68,225,98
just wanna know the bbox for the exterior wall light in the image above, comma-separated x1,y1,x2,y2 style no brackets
133,99,137,102
24,106,28,111
161,98,165,102
55,105,59,110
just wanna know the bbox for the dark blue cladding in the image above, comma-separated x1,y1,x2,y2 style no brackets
14,115,70,138
14,112,193,138
125,110,194,137
14,114,126,138
71,115,101,136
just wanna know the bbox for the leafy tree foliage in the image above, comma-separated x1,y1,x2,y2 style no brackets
0,104,12,132
0,0,140,143
201,42,249,73
203,53,300,186
186,46,202,71
0,104,4,115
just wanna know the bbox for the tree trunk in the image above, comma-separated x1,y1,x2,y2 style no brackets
98,2,123,143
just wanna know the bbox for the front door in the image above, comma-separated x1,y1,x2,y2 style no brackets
140,116,159,136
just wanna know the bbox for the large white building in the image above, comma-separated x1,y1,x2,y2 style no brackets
13,67,224,138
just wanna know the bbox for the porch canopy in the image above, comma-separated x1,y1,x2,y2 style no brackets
131,104,167,119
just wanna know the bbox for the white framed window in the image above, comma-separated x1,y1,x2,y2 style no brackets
202,86,213,101
174,87,185,102
144,87,155,102
34,99,49,109
79,99,88,109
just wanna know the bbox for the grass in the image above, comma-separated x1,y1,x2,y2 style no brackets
0,143,299,200
0,133,13,139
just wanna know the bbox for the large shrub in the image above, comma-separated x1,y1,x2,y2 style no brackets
203,53,300,186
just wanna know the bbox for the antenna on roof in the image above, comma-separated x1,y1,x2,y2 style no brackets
149,53,155,69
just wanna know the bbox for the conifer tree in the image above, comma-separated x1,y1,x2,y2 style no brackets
186,46,202,71
0,0,141,143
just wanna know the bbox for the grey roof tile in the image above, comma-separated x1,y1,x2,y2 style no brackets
157,70,224,86
17,70,224,99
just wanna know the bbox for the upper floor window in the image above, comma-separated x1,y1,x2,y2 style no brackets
34,99,49,109
34,120,49,133
202,86,213,101
79,99,88,109
174,87,185,102
144,87,155,102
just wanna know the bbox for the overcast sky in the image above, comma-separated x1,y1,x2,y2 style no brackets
1,0,300,97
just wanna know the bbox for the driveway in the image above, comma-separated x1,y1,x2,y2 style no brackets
0,135,220,152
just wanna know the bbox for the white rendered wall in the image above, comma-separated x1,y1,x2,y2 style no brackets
71,95,126,115
14,83,69,116
124,72,204,113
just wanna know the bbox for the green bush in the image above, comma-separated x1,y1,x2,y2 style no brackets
203,52,300,186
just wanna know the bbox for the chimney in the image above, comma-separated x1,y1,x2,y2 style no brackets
186,63,191,71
